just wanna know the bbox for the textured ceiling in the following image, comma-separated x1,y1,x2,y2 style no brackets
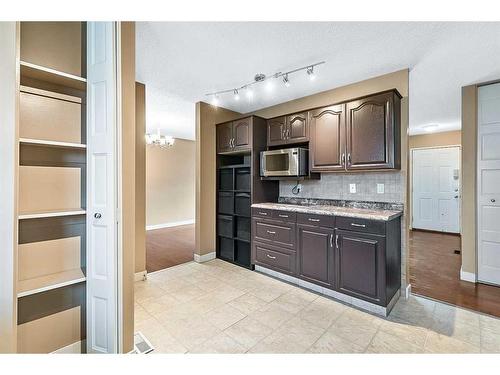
136,22,500,140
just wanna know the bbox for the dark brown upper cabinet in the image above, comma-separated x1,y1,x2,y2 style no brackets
267,112,309,147
267,116,287,146
310,104,346,172
216,117,251,153
310,90,401,172
346,91,400,170
297,224,335,288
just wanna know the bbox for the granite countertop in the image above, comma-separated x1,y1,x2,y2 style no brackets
251,202,403,221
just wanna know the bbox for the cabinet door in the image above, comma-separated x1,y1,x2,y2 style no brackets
286,112,309,144
310,104,345,171
346,92,395,170
233,117,251,150
335,229,386,305
267,116,286,147
297,224,334,288
217,122,233,153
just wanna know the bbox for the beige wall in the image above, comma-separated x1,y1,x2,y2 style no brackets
461,85,477,275
409,130,461,149
135,83,146,273
120,21,135,353
146,139,196,227
195,103,242,256
195,70,410,288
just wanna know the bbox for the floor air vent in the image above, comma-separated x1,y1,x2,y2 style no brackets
132,332,154,354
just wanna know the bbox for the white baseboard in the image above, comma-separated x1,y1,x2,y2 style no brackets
194,251,215,263
51,341,82,354
405,283,412,299
146,219,194,231
460,266,476,283
135,270,147,281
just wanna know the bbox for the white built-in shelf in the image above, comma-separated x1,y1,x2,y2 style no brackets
17,268,86,298
19,138,86,149
20,61,87,91
18,208,86,220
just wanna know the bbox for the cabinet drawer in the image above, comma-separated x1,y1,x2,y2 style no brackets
272,210,296,222
297,213,335,228
252,208,274,219
253,219,296,249
253,242,296,275
336,216,386,235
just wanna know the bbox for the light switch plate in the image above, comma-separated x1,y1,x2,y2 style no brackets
349,183,356,193
377,183,385,194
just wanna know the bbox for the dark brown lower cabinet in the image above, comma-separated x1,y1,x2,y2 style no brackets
335,229,386,305
297,224,335,288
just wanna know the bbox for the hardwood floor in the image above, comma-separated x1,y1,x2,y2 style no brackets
409,229,500,318
146,224,195,272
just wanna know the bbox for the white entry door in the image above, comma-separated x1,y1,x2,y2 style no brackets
412,147,460,233
86,22,119,353
478,82,500,286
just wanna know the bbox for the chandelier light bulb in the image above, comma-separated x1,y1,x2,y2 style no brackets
234,89,240,101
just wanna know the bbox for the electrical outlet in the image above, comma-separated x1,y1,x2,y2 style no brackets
377,183,385,194
297,184,302,193
349,183,356,193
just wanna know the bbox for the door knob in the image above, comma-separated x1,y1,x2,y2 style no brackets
454,195,459,199
94,213,102,219
492,199,496,203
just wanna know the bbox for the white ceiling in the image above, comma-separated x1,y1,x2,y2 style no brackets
136,22,500,139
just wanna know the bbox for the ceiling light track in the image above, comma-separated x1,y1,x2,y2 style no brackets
206,61,325,104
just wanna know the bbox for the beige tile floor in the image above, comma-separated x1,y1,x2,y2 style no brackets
134,259,500,354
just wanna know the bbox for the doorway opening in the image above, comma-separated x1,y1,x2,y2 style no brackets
409,140,500,317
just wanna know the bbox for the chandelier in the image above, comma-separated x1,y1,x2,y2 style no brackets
145,129,175,148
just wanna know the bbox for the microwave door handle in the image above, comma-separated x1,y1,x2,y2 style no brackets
261,153,266,176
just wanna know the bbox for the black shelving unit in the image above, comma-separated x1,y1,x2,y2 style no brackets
216,154,253,268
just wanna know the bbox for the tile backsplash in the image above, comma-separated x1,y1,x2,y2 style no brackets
280,171,405,203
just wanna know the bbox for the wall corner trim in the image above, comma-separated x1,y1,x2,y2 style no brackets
134,270,147,282
460,266,476,283
194,252,216,263
146,219,195,231
404,283,412,299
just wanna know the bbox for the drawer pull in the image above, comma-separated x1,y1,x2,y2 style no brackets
266,230,276,235
351,223,366,228
266,254,277,260
278,214,289,218
308,218,320,222
259,212,268,216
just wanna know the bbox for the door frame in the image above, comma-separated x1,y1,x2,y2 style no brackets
410,144,462,232
476,81,500,286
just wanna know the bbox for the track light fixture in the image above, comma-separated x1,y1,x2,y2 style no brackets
206,61,325,106
283,74,290,87
307,66,316,81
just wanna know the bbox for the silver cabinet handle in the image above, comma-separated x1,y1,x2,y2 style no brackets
278,214,289,218
286,128,290,139
259,212,268,216
335,234,339,249
266,254,276,260
308,218,320,222
330,234,333,248
266,230,276,235
351,223,366,228
341,153,346,167
347,153,352,165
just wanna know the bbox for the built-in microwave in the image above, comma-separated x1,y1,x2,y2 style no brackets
260,148,309,177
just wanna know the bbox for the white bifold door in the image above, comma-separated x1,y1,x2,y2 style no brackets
478,82,500,286
412,147,460,233
86,22,119,353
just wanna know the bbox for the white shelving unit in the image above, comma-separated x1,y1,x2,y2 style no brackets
18,209,86,220
19,138,86,149
20,61,87,90
17,269,86,298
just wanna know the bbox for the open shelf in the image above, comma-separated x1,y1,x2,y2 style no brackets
20,61,86,91
17,268,86,298
19,208,86,220
20,138,86,149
